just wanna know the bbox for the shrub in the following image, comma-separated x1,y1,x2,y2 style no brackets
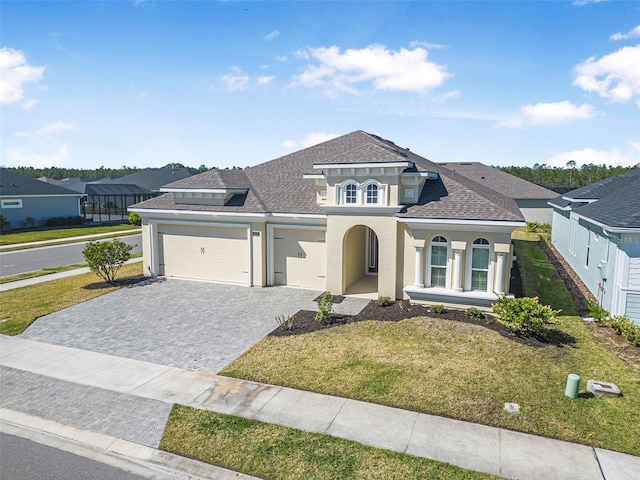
82,238,135,284
586,298,609,323
0,215,10,232
275,314,295,331
466,307,486,321
376,296,391,307
431,304,446,314
525,222,551,235
129,212,142,226
608,315,640,347
492,296,560,336
44,215,84,227
315,291,333,322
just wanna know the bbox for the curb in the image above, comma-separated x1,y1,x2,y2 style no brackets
0,408,257,480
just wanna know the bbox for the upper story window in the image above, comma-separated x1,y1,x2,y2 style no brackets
345,184,357,204
366,184,378,204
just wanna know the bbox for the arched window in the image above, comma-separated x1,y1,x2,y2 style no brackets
345,184,357,204
471,238,490,291
429,235,448,287
366,184,378,204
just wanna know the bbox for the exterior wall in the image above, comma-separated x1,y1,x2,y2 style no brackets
344,225,367,290
516,199,552,224
326,214,398,298
552,208,640,324
1,196,80,229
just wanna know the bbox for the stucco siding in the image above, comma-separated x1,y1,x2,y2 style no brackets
1,196,80,228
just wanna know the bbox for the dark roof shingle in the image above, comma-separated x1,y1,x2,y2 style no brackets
0,169,81,196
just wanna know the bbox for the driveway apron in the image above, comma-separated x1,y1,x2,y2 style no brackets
20,279,322,373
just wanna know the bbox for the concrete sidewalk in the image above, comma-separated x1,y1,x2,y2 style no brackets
0,228,141,251
0,257,143,292
1,336,638,479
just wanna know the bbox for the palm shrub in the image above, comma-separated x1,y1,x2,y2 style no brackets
315,291,333,322
466,307,485,321
586,298,609,323
492,296,559,336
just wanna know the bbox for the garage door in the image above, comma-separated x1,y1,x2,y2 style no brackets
158,225,248,284
273,228,326,290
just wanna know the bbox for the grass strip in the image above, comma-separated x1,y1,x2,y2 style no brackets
0,262,142,335
513,238,578,315
1,230,140,252
160,405,498,480
0,223,139,246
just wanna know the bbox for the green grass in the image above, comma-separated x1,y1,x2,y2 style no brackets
513,238,578,315
0,223,139,246
221,237,639,455
0,262,143,335
160,405,498,480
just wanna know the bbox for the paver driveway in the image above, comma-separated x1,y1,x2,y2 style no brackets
20,279,335,373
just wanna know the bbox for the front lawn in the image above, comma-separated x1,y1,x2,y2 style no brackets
161,405,498,480
0,262,143,335
0,223,139,246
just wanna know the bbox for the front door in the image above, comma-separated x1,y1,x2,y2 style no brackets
367,227,379,274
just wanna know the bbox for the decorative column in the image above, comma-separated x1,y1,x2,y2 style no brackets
414,246,424,287
452,249,463,291
149,221,158,277
495,252,506,295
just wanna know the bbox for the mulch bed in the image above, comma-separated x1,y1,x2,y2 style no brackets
83,274,147,290
271,300,569,348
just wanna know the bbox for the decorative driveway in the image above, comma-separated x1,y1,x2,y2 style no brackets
21,279,366,373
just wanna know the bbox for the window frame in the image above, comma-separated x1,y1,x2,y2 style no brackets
466,237,493,292
1,199,23,209
427,235,450,288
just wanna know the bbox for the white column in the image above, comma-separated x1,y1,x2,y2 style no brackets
149,221,158,277
453,249,462,291
495,252,506,295
414,246,424,287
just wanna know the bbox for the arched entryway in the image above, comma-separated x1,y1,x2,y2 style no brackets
343,225,379,296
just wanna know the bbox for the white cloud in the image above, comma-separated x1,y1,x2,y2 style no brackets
5,144,72,168
610,25,640,41
15,120,78,138
498,101,595,128
22,99,37,110
257,75,275,85
281,132,340,150
546,146,639,168
0,47,46,104
409,40,444,50
292,44,451,95
572,0,608,5
573,45,640,107
265,30,280,41
275,55,288,62
220,73,249,92
432,89,461,103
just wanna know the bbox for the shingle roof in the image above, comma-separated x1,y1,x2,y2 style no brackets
132,130,524,222
438,162,556,200
551,169,640,229
84,184,152,195
0,169,82,197
104,167,192,191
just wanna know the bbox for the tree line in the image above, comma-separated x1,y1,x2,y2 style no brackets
3,164,244,181
498,163,637,190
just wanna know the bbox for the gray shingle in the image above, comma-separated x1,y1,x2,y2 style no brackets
103,167,192,191
0,169,81,197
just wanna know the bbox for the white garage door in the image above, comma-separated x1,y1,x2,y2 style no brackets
273,228,326,290
158,224,248,284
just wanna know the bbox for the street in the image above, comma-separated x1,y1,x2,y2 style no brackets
0,235,141,277
0,433,147,480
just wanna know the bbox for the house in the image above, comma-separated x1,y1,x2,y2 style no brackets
548,168,640,324
131,131,526,306
0,168,83,230
439,162,556,224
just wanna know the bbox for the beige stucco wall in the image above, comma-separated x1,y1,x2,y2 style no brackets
326,214,398,298
344,225,367,290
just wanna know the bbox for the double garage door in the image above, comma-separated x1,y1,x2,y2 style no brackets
156,224,326,290
158,225,248,284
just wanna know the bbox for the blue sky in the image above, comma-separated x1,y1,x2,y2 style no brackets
2,1,639,171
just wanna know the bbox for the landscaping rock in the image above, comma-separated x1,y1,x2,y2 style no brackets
503,402,520,414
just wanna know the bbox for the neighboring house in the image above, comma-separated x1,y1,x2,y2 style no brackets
0,168,83,230
548,169,640,324
102,167,193,193
131,131,525,306
439,162,556,224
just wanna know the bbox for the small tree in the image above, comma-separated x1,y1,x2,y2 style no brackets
129,212,142,226
83,238,134,284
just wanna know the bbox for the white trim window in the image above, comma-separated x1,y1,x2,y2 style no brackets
344,183,357,204
1,199,23,209
366,184,379,205
429,235,448,287
470,238,490,291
